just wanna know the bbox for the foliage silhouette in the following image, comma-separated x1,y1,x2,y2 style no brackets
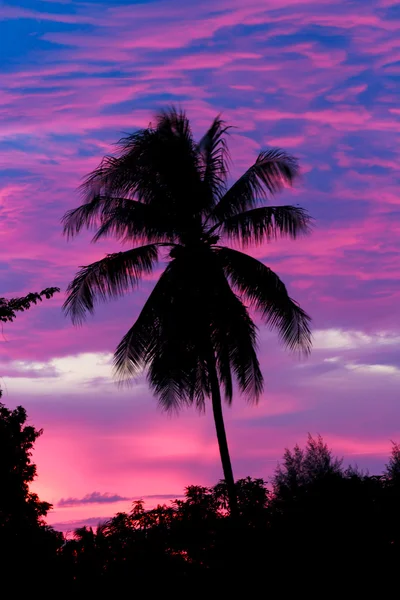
1,408,400,594
63,108,312,515
0,392,62,585
58,439,400,594
272,433,343,501
0,287,60,323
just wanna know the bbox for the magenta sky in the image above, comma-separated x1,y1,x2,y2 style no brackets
1,0,399,531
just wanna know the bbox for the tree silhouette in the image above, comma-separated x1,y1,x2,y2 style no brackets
65,478,270,592
0,391,51,530
56,437,400,593
272,433,343,501
383,441,400,482
381,442,400,554
0,392,62,584
62,108,312,515
0,287,60,323
5,397,400,594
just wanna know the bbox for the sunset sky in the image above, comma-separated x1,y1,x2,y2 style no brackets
1,0,399,531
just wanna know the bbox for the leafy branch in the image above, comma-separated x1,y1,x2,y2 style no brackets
0,288,60,323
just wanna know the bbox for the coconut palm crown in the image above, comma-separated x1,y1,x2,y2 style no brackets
62,108,312,515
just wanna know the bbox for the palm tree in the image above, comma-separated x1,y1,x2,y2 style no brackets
62,108,312,517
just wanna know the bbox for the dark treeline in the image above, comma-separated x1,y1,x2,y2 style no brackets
1,398,400,594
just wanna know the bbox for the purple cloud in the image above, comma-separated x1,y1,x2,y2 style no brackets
58,491,130,507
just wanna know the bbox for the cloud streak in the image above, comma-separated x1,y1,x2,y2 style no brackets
58,491,130,507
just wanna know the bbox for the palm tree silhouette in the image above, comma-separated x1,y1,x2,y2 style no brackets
63,108,312,516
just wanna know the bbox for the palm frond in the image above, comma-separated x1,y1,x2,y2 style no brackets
210,148,299,223
216,247,312,354
113,276,167,382
62,195,168,242
113,251,263,408
210,269,263,402
113,261,204,411
78,108,204,223
149,258,263,406
63,244,159,324
198,116,231,204
216,205,311,246
89,197,178,244
78,135,149,202
155,106,192,143
62,194,116,239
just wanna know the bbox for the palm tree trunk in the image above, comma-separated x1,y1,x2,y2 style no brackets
207,353,238,519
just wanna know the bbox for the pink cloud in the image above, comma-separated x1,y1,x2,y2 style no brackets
265,135,306,148
0,4,100,25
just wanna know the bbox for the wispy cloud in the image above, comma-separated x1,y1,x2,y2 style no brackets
58,491,130,507
313,329,400,351
345,363,400,376
0,352,121,393
58,490,183,508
